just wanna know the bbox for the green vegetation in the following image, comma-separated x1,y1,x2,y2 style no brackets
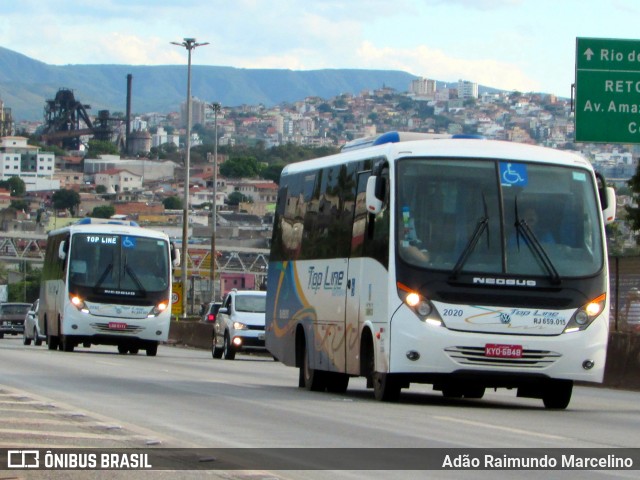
0,177,26,197
52,189,81,216
91,205,116,219
163,196,182,210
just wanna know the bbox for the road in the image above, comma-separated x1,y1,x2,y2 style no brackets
1,337,640,479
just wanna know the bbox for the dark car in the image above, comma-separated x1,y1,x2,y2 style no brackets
0,302,32,338
200,301,222,323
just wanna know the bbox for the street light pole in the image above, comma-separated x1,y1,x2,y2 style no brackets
171,37,209,317
209,102,221,300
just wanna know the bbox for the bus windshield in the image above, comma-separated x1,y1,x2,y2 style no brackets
68,233,170,293
397,158,603,278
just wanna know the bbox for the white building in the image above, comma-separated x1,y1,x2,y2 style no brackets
0,136,60,191
457,79,479,99
94,168,143,193
151,127,179,149
410,77,436,98
84,157,177,182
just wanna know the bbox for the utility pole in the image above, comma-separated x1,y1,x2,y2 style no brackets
209,102,221,300
170,37,209,316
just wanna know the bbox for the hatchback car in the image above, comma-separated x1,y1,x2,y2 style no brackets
212,290,266,360
22,299,44,346
200,301,222,323
0,302,32,339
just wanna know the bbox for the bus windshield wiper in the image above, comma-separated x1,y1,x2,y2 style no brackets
95,263,113,289
514,201,561,285
450,217,488,280
450,195,490,280
125,262,146,293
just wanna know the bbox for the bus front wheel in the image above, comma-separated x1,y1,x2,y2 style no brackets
299,341,326,392
373,372,401,402
146,342,158,357
542,380,573,410
60,335,74,352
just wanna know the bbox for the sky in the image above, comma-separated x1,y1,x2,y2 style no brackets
2,0,640,99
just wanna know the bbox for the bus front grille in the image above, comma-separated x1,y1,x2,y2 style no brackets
444,346,561,368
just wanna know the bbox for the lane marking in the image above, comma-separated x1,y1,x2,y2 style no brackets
433,415,567,440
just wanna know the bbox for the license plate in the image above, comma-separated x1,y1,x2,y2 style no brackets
485,343,523,358
108,322,128,330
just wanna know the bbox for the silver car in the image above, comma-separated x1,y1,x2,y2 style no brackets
22,299,44,346
212,290,266,360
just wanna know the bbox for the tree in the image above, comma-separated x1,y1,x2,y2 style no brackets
0,177,26,197
163,196,182,210
261,162,286,184
95,185,107,194
91,205,116,218
220,156,260,178
86,139,119,158
10,199,29,212
227,191,251,206
52,189,81,216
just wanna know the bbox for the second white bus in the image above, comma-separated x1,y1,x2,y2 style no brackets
266,133,616,409
39,218,179,356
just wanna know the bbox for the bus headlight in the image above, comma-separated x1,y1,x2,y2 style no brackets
397,282,442,325
148,301,169,317
564,293,606,333
69,294,89,313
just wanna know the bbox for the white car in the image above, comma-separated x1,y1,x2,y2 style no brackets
212,289,266,360
22,299,44,346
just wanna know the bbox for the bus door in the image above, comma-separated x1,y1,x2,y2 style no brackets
345,172,371,375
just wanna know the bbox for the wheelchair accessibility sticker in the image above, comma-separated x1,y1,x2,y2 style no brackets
122,236,137,249
500,162,528,187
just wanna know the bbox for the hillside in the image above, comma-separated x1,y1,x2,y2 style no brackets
0,46,421,122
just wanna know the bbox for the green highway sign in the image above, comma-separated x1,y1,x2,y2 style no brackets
575,37,640,143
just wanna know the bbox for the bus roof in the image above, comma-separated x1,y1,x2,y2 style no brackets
47,220,170,240
282,138,592,177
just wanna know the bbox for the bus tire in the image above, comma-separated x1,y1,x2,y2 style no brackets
130,347,139,355
373,372,401,402
542,380,573,410
118,345,128,354
300,342,326,392
223,333,236,360
146,343,158,357
61,335,74,352
325,372,349,394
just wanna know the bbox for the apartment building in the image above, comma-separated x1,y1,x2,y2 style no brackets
0,136,60,191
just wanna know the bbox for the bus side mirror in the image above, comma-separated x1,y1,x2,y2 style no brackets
602,187,616,225
366,176,384,215
171,243,181,267
58,241,67,260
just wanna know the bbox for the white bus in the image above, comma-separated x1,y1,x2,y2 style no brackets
266,133,616,409
39,218,180,356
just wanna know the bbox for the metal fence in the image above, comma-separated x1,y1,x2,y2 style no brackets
610,256,640,333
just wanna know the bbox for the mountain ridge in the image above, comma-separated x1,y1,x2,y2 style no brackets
0,46,426,122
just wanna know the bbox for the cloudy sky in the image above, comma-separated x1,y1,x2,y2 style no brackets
2,0,639,98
